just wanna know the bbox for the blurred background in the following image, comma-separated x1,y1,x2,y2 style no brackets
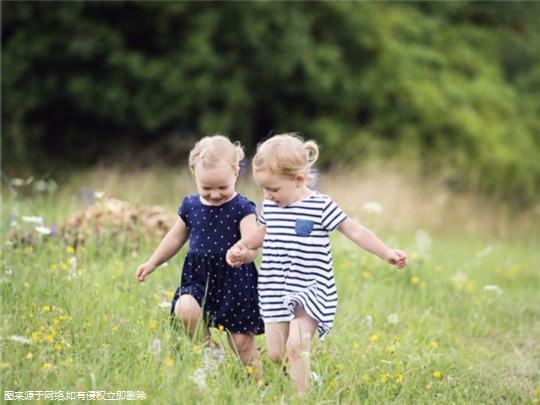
2,1,540,215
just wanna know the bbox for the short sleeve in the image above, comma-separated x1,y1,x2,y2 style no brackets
321,198,347,232
177,196,190,227
237,196,257,220
258,201,269,225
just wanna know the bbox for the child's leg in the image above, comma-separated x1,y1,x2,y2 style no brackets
287,306,318,394
264,322,290,364
174,294,212,346
227,332,262,378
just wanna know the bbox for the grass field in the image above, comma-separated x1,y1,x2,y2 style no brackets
1,167,539,404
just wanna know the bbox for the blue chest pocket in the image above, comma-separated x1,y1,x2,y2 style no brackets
295,219,314,237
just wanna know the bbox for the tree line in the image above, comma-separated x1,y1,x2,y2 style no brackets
2,1,539,205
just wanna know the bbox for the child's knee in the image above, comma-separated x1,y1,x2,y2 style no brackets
287,332,313,358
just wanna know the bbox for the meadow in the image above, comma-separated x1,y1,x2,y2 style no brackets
1,166,539,404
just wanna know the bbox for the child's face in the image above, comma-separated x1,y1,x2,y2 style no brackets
194,161,238,206
254,170,304,208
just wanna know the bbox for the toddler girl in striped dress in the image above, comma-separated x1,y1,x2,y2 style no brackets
227,133,407,394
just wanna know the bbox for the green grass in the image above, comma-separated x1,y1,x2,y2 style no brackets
1,168,539,404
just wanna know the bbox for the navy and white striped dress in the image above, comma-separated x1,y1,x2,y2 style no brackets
258,192,348,340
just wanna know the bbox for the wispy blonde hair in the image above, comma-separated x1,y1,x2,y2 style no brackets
252,133,319,180
189,135,245,173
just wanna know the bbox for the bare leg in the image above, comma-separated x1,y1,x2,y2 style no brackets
264,322,289,365
287,306,318,394
174,294,212,346
228,332,262,379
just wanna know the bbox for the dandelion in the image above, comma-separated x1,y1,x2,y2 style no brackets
150,320,157,331
380,374,389,382
366,315,373,329
362,271,370,279
363,202,383,214
430,341,439,349
42,363,52,370
26,353,33,360
42,306,52,312
112,326,119,332
370,335,379,342
387,345,395,354
411,276,420,285
336,364,343,371
50,264,58,270
396,374,404,384
433,370,442,379
66,246,75,254
9,335,32,344
387,313,399,325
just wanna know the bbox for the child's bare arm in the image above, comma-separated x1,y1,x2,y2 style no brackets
337,218,407,269
135,218,189,281
227,221,266,267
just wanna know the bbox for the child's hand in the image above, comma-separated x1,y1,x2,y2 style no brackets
226,244,247,268
135,262,157,282
386,249,408,269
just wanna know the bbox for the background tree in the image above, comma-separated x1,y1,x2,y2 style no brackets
2,1,539,204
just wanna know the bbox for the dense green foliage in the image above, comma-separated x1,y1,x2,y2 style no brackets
2,2,540,204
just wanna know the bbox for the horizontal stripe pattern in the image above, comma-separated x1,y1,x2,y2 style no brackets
258,192,347,340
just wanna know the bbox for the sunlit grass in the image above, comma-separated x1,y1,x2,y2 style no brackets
1,167,539,403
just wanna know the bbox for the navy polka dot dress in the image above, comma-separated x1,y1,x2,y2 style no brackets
171,194,264,335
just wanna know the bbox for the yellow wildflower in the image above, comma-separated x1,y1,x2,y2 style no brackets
24,282,30,288
362,375,369,381
430,341,438,349
150,320,157,330
50,264,58,270
362,271,370,279
336,364,343,371
396,374,404,384
370,335,379,342
387,345,395,354
433,370,442,379
380,374,389,382
0,362,11,368
411,276,420,284
26,352,33,360
42,363,52,370
67,246,75,254
165,358,174,367
112,326,119,332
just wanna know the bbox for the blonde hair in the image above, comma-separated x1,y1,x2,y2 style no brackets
253,133,319,179
189,135,245,174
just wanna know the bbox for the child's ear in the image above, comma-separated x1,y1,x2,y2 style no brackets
295,174,306,187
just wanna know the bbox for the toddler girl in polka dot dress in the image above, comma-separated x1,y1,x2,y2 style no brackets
136,135,264,376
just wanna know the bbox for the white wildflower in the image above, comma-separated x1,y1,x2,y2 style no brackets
387,313,399,325
189,368,208,391
363,202,383,214
22,216,44,225
159,302,171,308
153,339,161,360
366,315,373,329
94,191,105,199
9,335,33,344
483,285,502,296
35,226,51,235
